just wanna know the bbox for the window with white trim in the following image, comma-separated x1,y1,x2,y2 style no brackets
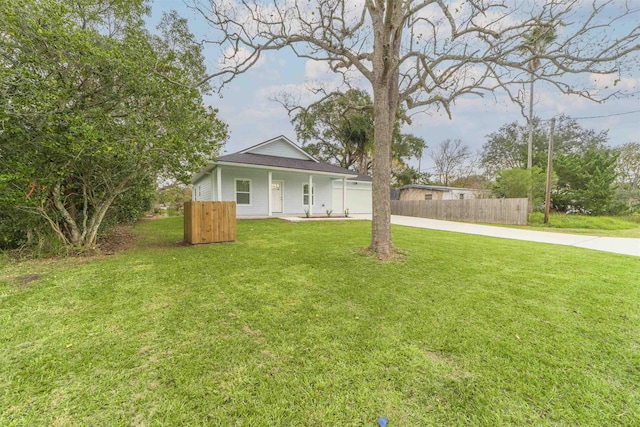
303,184,315,205
235,179,251,205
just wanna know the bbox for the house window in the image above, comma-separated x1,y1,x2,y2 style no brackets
303,184,315,205
459,194,464,200
235,179,251,205
425,194,433,200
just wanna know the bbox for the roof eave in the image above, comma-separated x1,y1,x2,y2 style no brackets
214,160,356,178
191,162,217,183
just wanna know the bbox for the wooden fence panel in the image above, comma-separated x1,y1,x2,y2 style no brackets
390,198,528,225
184,201,237,244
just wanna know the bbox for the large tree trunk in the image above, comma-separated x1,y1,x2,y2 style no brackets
48,179,131,250
51,183,83,247
370,89,395,258
368,0,402,259
358,152,369,175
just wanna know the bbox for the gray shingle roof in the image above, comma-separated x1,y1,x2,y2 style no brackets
349,174,372,182
216,152,358,176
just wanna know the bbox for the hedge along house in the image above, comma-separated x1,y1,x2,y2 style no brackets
191,136,373,216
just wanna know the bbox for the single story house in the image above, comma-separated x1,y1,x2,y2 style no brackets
191,136,372,216
393,184,490,201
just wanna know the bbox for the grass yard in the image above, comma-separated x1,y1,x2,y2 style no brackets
1,218,639,426
524,213,640,238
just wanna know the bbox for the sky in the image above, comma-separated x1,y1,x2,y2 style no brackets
149,1,640,173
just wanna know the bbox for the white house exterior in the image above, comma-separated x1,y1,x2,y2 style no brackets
191,136,373,216
332,175,372,214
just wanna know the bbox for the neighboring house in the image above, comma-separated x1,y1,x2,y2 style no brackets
393,184,490,201
192,136,373,216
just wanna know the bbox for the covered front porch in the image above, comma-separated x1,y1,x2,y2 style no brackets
207,164,353,217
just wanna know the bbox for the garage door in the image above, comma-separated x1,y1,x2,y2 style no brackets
332,184,372,214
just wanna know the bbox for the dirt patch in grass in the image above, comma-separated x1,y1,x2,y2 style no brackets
353,246,407,262
15,274,41,286
98,224,138,254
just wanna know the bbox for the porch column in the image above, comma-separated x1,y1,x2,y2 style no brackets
342,177,347,215
267,171,273,216
216,166,222,201
308,175,313,216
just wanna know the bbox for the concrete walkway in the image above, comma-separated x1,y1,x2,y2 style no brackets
350,214,640,257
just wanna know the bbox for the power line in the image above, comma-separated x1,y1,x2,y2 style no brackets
571,109,640,120
542,109,640,121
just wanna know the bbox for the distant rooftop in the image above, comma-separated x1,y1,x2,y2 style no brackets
397,184,488,193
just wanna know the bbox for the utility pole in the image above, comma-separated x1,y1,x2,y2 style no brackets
527,79,535,170
544,118,555,224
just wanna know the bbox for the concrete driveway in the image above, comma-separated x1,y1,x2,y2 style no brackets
351,214,640,257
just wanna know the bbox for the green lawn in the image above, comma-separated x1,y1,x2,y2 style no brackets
1,218,639,425
523,213,640,238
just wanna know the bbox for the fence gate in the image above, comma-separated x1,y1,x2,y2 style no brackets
184,201,236,244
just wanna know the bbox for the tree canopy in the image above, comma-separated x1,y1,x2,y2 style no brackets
290,89,426,179
483,117,621,214
553,147,619,215
481,116,609,176
0,0,227,249
493,167,553,207
615,142,640,212
291,89,375,174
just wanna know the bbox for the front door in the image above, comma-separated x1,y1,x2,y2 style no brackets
271,180,283,213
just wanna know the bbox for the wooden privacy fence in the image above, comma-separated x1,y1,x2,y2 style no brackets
391,198,528,225
184,201,236,244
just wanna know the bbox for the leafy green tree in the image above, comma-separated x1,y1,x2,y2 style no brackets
157,183,193,211
481,116,609,176
615,142,640,212
450,175,490,190
493,167,551,206
484,117,618,214
0,0,227,249
290,89,426,175
391,166,431,187
292,89,374,174
553,148,619,214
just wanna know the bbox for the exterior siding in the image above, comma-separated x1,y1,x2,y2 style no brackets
248,138,310,160
398,187,488,201
221,166,269,215
332,180,373,214
192,173,213,201
216,166,335,216
276,172,332,215
399,188,446,201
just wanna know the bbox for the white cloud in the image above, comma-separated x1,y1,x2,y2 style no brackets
590,73,640,92
304,60,332,80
